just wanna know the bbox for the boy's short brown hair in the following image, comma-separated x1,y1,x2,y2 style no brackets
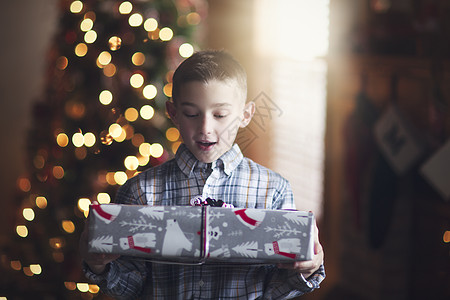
172,50,247,103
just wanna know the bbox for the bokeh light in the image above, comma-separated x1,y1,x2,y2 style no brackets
98,51,112,65
36,196,48,209
130,73,144,88
80,18,93,32
125,107,139,122
84,30,97,43
150,143,164,158
16,225,28,238
166,127,180,141
144,18,158,32
132,52,145,66
143,84,157,99
56,133,69,147
74,43,88,57
70,1,83,13
62,220,75,234
140,105,154,120
129,13,143,27
179,43,194,58
118,1,133,14
23,208,35,221
72,132,84,147
124,156,139,170
159,27,173,41
114,171,128,185
97,192,111,204
108,36,122,51
84,132,96,147
99,90,113,105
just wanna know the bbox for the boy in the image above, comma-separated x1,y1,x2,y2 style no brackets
81,50,325,299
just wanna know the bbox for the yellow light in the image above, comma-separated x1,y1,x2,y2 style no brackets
132,52,145,66
108,123,122,138
77,282,90,293
159,27,173,41
186,12,201,25
80,18,94,32
140,105,154,120
97,192,111,204
171,141,182,154
70,1,83,13
143,84,157,99
78,198,91,213
166,127,180,141
118,1,133,14
17,177,31,192
84,132,96,147
150,143,164,158
106,172,116,185
114,171,128,185
56,56,69,70
10,260,22,271
99,90,113,105
62,220,75,233
84,30,97,43
65,281,77,291
75,43,88,57
130,73,144,88
23,208,35,221
36,196,48,209
89,284,100,294
128,13,143,27
49,237,65,249
53,166,65,179
179,43,194,58
444,231,450,243
114,128,127,142
144,18,158,31
139,143,151,156
108,36,122,51
30,264,42,275
138,155,150,166
125,107,139,122
163,83,172,97
124,156,139,170
56,133,69,147
98,51,112,65
16,225,28,238
103,63,117,77
72,132,85,147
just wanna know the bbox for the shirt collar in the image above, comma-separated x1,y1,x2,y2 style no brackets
175,143,243,177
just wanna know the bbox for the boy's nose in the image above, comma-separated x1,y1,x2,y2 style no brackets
199,116,212,134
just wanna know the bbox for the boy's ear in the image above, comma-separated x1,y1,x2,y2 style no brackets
239,101,255,128
166,100,179,126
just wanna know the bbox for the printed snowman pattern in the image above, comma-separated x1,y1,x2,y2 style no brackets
264,238,301,259
120,233,156,254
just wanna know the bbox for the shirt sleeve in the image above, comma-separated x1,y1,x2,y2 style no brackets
82,178,150,299
264,264,326,299
264,175,326,298
83,257,149,300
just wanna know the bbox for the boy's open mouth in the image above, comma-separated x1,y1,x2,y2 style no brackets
196,141,216,150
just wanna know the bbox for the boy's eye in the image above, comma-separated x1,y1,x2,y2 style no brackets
214,111,229,119
183,112,198,118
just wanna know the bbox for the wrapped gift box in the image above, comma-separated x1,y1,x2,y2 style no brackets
88,204,315,264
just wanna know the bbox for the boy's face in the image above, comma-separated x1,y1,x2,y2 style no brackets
166,80,254,163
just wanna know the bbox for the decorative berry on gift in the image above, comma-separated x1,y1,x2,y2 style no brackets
190,196,234,208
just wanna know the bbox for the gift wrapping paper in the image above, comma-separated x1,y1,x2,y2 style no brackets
88,204,315,264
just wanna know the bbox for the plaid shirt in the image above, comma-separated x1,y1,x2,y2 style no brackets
84,144,325,299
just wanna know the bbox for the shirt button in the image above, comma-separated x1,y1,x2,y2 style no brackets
198,280,204,287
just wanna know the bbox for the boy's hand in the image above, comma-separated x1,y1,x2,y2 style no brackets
277,221,324,279
79,218,120,274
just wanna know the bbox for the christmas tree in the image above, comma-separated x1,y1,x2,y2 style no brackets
2,0,204,298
